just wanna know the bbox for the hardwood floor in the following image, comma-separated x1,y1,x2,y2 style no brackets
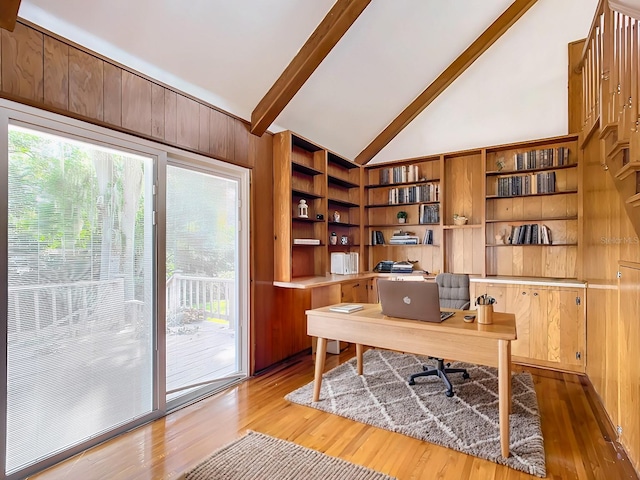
31,346,638,480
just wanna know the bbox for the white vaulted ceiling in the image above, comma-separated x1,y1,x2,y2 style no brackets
19,0,598,163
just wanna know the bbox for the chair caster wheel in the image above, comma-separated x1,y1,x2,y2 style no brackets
408,379,415,386
446,390,454,397
462,372,470,379
446,362,451,368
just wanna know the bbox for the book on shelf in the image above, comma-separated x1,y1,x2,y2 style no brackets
497,171,556,196
371,230,386,245
391,261,414,274
508,224,552,245
419,204,440,224
387,183,439,204
329,304,364,313
422,229,434,245
379,165,420,185
513,147,570,170
293,238,321,245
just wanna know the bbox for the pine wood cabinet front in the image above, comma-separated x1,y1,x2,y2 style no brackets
474,282,585,373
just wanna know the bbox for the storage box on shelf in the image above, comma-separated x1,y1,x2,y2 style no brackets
442,150,485,275
364,156,442,274
484,135,579,278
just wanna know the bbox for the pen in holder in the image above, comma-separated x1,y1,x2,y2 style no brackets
475,294,495,325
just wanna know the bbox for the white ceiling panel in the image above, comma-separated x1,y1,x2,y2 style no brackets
18,0,598,164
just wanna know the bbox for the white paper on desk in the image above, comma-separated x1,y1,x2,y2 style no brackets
329,304,363,313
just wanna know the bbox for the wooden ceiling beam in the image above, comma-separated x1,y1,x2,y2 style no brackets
0,0,21,32
250,0,371,136
355,0,539,165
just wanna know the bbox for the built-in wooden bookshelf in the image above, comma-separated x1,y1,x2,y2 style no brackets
275,132,581,281
364,156,442,274
484,134,579,278
273,131,361,282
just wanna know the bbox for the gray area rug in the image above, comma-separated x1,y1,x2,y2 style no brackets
182,430,395,480
286,349,546,477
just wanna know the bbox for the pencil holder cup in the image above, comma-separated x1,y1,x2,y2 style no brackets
477,304,494,325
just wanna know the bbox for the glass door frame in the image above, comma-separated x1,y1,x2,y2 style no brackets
163,156,250,411
0,99,250,480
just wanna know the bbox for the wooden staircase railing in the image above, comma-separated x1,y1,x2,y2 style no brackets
581,0,640,235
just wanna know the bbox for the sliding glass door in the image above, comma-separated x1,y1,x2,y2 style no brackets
165,163,246,408
0,101,250,479
5,123,156,476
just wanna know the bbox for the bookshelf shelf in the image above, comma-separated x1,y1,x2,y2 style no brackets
486,243,577,247
328,198,358,208
329,221,359,227
292,162,323,176
486,216,578,223
486,190,578,199
442,224,482,230
328,175,358,189
292,217,324,223
292,243,324,247
292,188,322,199
365,178,441,189
370,243,440,247
486,163,576,176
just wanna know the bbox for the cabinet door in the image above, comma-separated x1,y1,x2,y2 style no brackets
528,288,548,361
341,280,368,303
554,288,584,367
506,286,532,358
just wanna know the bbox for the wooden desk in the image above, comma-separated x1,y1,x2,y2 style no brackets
306,304,517,458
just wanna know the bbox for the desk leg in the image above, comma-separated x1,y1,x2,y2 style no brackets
313,337,327,402
498,339,511,458
356,344,364,375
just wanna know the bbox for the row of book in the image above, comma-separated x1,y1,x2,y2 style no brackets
512,147,570,170
496,171,556,197
370,230,435,245
507,224,553,245
419,204,440,224
387,183,439,204
379,165,420,185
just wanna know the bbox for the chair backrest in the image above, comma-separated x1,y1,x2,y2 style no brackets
435,273,470,310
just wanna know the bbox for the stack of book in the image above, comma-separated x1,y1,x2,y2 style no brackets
391,261,414,274
293,238,321,245
389,233,420,245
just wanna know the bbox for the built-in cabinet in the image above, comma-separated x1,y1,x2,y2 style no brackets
472,280,586,373
272,131,586,373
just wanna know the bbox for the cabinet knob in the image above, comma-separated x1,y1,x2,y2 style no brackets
353,283,360,288
533,292,538,296
522,291,527,295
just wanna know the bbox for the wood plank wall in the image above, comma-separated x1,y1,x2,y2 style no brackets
582,131,640,437
0,20,277,374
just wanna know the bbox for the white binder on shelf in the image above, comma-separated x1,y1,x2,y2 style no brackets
330,252,359,275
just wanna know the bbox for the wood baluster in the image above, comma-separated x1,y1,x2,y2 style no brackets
624,15,632,138
602,8,613,125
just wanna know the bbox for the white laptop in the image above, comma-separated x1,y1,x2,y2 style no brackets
377,279,454,323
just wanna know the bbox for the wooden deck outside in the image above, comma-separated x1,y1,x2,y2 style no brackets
6,319,236,474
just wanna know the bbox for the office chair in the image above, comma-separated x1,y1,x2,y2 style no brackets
408,273,470,397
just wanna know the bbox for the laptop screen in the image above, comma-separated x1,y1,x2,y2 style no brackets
378,279,452,323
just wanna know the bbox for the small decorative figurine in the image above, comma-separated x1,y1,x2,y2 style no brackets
298,199,308,218
341,235,349,245
333,211,341,222
330,232,338,245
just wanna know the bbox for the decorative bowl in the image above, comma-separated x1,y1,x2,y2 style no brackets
453,216,468,226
